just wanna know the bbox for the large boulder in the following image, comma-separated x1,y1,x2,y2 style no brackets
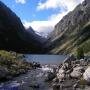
83,67,90,82
71,66,85,78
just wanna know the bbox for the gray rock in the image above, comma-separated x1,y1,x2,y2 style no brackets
63,55,76,64
57,68,65,82
52,83,60,90
71,66,84,78
53,78,59,83
44,72,56,81
83,66,90,82
73,81,80,90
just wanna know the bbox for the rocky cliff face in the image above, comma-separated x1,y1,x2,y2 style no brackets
47,0,90,55
0,1,46,54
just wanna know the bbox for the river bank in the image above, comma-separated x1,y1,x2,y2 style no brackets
0,51,90,90
0,50,41,82
0,61,90,90
0,60,90,90
0,67,55,90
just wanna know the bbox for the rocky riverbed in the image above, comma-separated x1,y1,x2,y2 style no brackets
0,54,90,90
51,55,90,90
0,67,55,90
0,63,90,90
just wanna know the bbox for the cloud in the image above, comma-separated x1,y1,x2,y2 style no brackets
24,0,84,36
23,20,54,33
15,0,27,4
37,0,84,11
23,20,54,37
23,11,67,35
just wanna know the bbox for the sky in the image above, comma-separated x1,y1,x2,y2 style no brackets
1,0,84,36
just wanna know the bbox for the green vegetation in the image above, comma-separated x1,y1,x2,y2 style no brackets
49,22,90,56
80,39,90,54
76,47,84,59
0,50,33,80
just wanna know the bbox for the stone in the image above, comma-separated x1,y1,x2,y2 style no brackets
73,83,79,90
44,72,56,81
70,66,84,78
53,78,59,83
52,83,60,90
63,55,76,64
83,66,90,83
32,62,41,68
57,68,65,82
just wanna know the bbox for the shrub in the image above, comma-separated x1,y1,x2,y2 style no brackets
76,47,84,59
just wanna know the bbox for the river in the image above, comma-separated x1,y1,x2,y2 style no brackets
0,55,67,90
0,67,56,90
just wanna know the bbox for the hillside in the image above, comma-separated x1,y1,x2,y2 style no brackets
47,0,90,55
0,1,46,54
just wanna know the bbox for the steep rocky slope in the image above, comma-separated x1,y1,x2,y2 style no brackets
27,27,46,44
0,1,46,54
47,0,90,55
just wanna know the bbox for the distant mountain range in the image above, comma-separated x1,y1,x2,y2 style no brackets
46,0,90,55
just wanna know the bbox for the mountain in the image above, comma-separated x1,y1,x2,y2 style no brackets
26,27,46,44
0,1,46,54
47,0,90,55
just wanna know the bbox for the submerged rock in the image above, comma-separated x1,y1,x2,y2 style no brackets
44,72,56,81
29,83,39,88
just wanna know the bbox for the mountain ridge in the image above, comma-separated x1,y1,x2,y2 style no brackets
47,0,90,55
0,1,46,54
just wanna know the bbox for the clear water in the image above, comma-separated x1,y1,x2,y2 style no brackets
24,55,67,64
